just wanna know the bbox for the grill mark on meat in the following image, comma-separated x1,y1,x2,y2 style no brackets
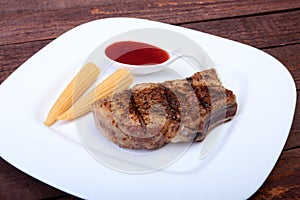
196,86,212,109
161,85,181,121
161,85,181,141
193,132,203,141
129,93,147,134
186,77,212,135
131,84,181,142
186,77,212,110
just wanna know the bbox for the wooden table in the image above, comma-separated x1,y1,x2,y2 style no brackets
1,1,299,199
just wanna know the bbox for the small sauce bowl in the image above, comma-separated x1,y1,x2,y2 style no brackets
105,41,180,75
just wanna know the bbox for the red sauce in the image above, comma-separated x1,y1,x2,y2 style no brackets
105,41,170,65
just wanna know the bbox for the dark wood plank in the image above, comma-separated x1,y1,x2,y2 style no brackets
1,0,299,16
182,10,300,49
0,69,15,85
250,148,300,199
0,40,51,83
1,1,300,45
0,159,70,199
283,91,300,150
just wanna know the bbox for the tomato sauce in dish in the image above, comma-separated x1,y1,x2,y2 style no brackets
105,41,170,65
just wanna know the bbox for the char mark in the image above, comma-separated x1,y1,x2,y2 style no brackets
129,90,147,133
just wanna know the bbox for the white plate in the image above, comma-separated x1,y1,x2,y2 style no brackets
0,18,296,199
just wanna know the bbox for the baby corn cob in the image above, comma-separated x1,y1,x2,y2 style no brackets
44,62,100,126
57,68,133,121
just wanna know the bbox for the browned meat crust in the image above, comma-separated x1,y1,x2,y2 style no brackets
92,69,237,149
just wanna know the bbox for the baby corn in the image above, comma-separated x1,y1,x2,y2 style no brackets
44,62,100,126
57,68,133,121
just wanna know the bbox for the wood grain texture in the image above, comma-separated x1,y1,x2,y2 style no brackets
0,40,51,83
1,1,300,45
182,10,300,49
1,0,299,17
283,91,300,150
0,160,67,199
250,148,300,199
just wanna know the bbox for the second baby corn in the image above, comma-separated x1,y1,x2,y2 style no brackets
57,68,133,121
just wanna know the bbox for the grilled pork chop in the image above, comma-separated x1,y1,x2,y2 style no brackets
92,69,237,149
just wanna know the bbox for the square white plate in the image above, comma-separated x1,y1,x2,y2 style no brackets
0,18,296,199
